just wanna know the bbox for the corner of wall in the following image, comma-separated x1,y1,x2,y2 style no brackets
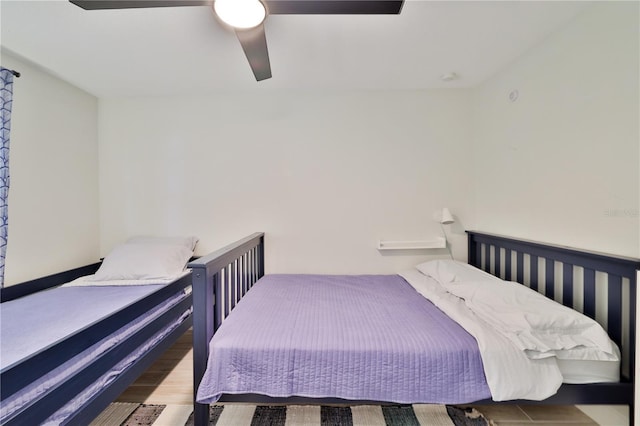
2,52,100,285
470,2,639,257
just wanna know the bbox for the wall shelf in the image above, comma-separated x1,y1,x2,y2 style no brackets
377,237,446,250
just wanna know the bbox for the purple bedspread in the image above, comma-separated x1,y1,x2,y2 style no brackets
197,274,491,404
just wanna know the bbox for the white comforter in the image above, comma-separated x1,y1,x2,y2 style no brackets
400,269,563,401
436,276,618,362
401,260,619,401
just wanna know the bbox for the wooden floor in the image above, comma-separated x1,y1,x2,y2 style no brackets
116,329,628,425
116,329,193,405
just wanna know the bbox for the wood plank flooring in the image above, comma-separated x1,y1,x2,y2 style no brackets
116,329,193,405
115,329,627,425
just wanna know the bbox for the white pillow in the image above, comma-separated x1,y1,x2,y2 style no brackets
90,242,193,281
415,259,497,284
126,235,198,251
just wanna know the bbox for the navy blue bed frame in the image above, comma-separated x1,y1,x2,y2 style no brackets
467,231,637,419
191,231,638,426
0,263,193,425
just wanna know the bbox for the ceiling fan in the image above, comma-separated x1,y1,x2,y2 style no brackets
69,0,405,81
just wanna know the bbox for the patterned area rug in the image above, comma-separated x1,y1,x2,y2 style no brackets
93,403,488,426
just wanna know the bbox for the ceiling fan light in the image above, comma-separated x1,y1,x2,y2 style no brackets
214,0,266,29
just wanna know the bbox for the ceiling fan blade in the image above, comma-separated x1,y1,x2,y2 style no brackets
235,24,272,81
69,0,210,10
265,0,403,15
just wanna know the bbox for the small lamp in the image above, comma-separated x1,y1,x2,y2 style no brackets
441,208,455,225
440,208,454,259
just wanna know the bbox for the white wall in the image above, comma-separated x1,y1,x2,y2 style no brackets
98,90,473,273
471,2,639,258
1,51,99,285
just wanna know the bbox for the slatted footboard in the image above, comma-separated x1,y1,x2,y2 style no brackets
189,232,265,426
467,231,638,420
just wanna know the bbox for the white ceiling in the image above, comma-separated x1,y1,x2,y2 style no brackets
0,0,592,97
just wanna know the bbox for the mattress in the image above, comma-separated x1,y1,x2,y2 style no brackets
197,274,491,404
558,351,620,384
1,284,165,369
0,282,190,424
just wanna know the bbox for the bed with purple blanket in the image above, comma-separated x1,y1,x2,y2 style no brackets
196,274,490,404
0,236,199,426
190,232,638,426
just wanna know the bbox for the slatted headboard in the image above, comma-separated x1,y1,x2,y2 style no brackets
467,230,639,384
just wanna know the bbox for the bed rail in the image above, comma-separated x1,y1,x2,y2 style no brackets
467,231,638,417
0,262,102,302
189,232,265,426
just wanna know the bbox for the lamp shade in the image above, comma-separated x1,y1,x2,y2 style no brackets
441,208,455,225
